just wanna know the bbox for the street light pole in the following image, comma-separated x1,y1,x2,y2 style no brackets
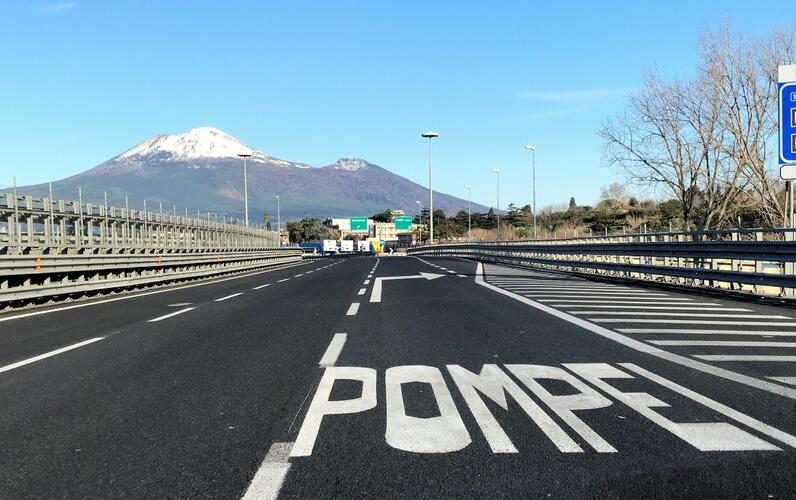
491,169,500,241
525,145,536,239
464,185,472,242
421,131,439,243
415,200,422,245
275,195,281,245
238,152,252,227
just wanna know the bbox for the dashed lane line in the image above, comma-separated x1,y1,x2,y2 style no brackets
363,279,371,285
278,278,290,283
457,274,467,278
318,333,347,368
252,284,271,290
148,307,197,322
0,337,106,374
357,288,367,296
346,303,360,316
241,442,293,500
215,293,243,302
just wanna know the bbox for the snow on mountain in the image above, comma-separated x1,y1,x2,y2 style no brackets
115,126,268,163
328,158,370,171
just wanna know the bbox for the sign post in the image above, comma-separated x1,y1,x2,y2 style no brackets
777,65,796,229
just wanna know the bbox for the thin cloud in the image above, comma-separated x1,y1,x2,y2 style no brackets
520,106,595,120
517,87,632,102
32,1,77,13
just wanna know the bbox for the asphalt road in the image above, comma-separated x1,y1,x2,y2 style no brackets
1,255,796,498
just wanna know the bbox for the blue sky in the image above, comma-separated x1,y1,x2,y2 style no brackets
0,1,793,210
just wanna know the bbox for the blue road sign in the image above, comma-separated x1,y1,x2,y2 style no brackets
780,81,796,164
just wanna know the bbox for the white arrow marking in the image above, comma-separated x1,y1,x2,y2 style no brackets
370,273,445,303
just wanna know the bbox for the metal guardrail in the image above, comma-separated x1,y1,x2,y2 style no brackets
0,192,298,309
408,227,796,298
0,248,303,308
0,192,280,254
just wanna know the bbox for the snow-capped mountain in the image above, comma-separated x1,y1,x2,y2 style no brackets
19,127,487,219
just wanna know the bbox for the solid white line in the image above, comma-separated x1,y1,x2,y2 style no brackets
215,293,243,302
619,328,796,336
474,262,796,400
241,442,293,500
357,288,367,295
573,311,788,318
346,303,360,316
553,305,736,311
648,340,796,347
0,337,105,374
253,283,271,290
148,307,196,322
0,261,310,324
694,355,796,362
319,333,347,367
363,279,371,285
278,278,290,283
594,319,796,326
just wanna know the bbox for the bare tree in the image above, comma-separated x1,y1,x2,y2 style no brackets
600,72,701,224
700,24,794,226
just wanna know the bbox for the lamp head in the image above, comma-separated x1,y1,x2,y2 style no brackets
525,145,535,151
421,131,440,138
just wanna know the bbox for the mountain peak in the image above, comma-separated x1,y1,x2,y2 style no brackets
116,126,261,162
329,158,370,171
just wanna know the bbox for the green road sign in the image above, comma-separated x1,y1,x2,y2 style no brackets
393,216,413,231
350,217,368,231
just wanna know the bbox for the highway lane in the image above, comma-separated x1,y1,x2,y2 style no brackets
281,256,796,498
0,258,330,366
2,254,796,497
0,256,371,498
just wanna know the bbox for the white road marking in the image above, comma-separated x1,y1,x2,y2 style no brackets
574,311,788,318
306,271,313,274
370,273,445,303
0,337,106,374
457,274,467,278
215,293,243,302
319,333,347,368
594,319,796,326
621,363,793,449
148,307,196,322
475,262,796,400
554,305,735,311
241,441,293,500
278,278,290,283
364,279,371,285
168,302,193,307
357,288,367,295
447,270,456,274
252,283,271,290
768,377,796,385
346,303,360,316
540,299,694,304
521,291,670,297
648,340,796,347
694,355,796,362
619,328,796,336
294,274,304,277
0,261,310,324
